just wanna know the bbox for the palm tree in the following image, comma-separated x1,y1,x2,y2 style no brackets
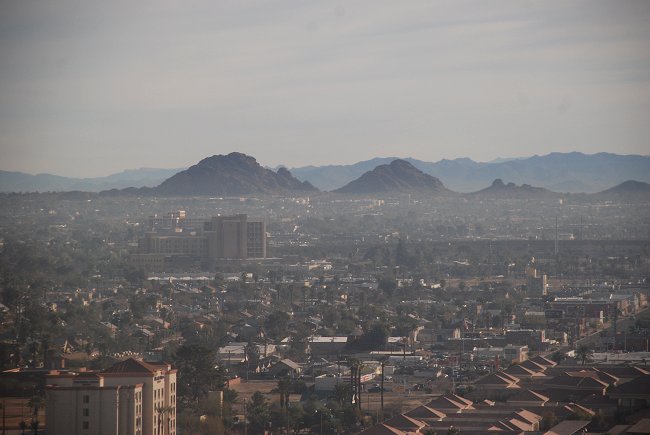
27,396,42,420
28,396,43,435
29,419,39,435
378,355,389,422
277,377,291,410
348,357,363,409
277,377,291,433
155,405,176,435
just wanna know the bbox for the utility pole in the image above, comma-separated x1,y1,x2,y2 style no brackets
554,216,559,257
380,359,385,422
227,350,231,388
612,306,618,351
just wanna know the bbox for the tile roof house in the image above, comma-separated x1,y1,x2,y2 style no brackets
608,374,650,410
381,414,426,432
519,358,550,372
507,389,551,407
424,394,474,413
626,418,650,434
543,373,610,393
404,405,446,421
543,420,590,435
358,423,407,435
474,371,521,389
504,363,546,379
530,355,557,367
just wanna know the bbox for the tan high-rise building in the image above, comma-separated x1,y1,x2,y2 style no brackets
46,358,177,435
207,214,266,259
132,213,266,271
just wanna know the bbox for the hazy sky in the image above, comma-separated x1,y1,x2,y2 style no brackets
1,0,649,177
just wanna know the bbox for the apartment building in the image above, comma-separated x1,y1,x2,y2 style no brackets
46,358,177,435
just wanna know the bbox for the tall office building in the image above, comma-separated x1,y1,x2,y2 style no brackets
132,213,266,271
525,258,548,296
46,358,177,435
207,214,266,259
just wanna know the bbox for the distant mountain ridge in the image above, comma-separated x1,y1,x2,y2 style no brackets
334,159,451,194
596,180,650,197
2,151,649,194
290,152,650,193
0,167,183,193
470,179,557,198
152,152,316,196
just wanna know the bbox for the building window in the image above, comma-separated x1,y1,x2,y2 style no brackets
83,421,89,430
83,408,90,417
83,395,89,403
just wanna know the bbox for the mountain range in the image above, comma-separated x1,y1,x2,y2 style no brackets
1,151,649,194
0,167,182,193
289,152,650,192
332,161,650,198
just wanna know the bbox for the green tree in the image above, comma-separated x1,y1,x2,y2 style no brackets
333,382,351,407
541,410,559,430
550,350,565,364
287,327,309,362
245,341,260,379
173,344,225,406
356,322,389,350
247,391,270,434
576,343,593,366
378,274,397,297
264,311,290,340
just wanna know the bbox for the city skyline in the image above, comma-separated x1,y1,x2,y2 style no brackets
1,1,649,177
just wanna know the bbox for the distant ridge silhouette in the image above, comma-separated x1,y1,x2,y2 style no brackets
334,159,451,194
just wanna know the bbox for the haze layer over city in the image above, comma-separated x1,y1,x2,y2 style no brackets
1,1,650,435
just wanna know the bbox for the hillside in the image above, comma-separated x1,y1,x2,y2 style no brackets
153,152,316,196
469,179,558,199
595,180,650,198
334,159,451,195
